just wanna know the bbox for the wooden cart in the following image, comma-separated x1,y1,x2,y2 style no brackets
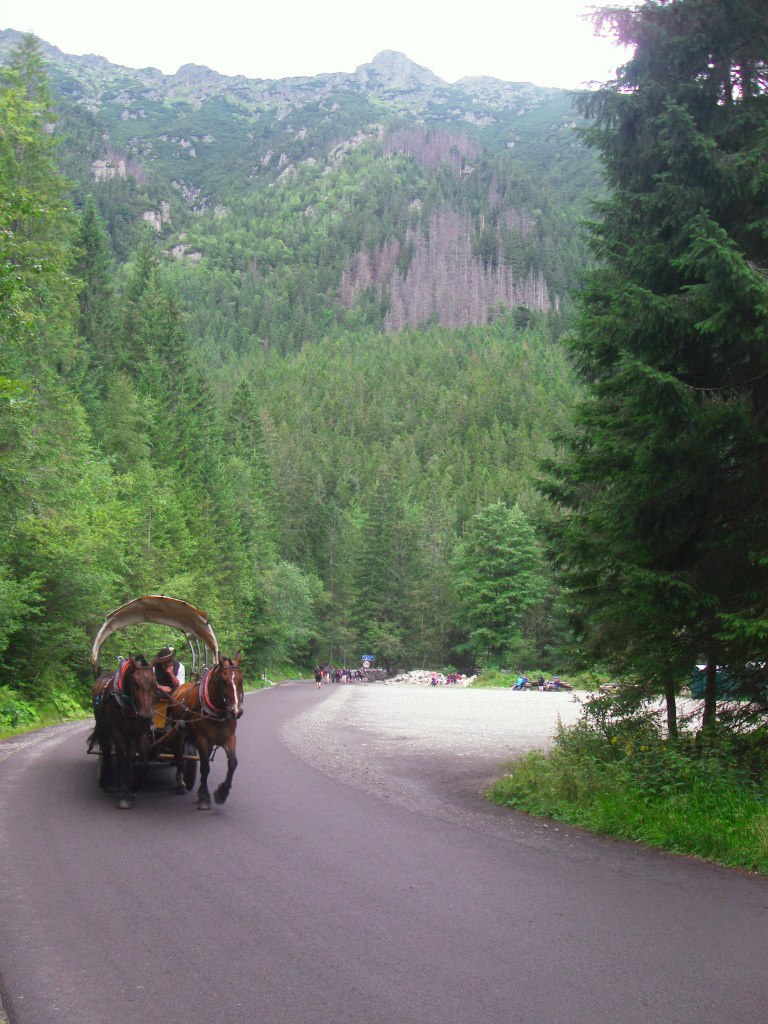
90,595,221,788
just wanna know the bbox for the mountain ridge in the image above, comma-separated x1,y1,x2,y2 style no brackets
0,28,597,349
0,29,562,111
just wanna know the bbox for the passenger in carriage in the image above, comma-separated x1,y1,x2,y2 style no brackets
152,646,185,696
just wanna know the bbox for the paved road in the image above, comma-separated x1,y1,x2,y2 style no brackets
0,682,765,1024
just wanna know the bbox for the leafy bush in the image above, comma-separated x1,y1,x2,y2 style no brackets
488,716,768,872
0,686,39,732
471,669,515,688
48,690,88,721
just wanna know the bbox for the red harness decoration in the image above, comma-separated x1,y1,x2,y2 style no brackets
200,668,221,715
115,658,131,692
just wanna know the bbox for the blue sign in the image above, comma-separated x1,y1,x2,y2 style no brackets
361,654,375,662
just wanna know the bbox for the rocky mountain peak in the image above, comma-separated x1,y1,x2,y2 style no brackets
353,50,445,93
174,63,225,85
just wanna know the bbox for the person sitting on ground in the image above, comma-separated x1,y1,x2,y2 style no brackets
153,646,185,696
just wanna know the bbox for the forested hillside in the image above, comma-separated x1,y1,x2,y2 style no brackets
0,31,598,726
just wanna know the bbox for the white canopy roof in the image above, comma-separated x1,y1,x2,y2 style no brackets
91,595,219,666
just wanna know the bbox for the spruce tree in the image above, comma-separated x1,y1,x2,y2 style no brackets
120,228,160,372
349,464,407,670
73,196,115,368
0,34,77,368
546,0,768,730
452,502,543,668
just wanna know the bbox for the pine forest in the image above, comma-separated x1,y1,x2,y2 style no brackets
1,1,767,741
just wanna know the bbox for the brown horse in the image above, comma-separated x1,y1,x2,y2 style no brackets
170,653,244,810
91,655,158,809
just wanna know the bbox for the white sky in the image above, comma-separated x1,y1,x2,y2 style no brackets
3,0,633,90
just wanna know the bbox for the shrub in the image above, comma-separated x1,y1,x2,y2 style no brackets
488,712,768,872
471,669,514,688
0,686,39,732
48,690,88,721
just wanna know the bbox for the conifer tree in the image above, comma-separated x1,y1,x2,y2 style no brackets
452,502,543,668
120,228,160,372
225,379,279,551
0,34,77,368
73,195,115,375
546,0,768,731
349,464,407,669
0,36,119,697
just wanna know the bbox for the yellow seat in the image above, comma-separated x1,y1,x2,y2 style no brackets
153,700,170,730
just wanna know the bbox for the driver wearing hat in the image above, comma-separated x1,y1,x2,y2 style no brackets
152,646,185,695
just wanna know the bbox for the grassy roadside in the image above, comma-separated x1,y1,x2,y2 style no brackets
469,668,600,690
0,666,303,741
487,720,768,873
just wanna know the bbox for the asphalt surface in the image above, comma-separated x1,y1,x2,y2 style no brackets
0,681,765,1024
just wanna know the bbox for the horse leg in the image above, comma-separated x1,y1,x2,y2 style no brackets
173,726,188,794
131,730,150,794
98,733,114,791
196,735,212,810
213,733,237,805
114,737,133,810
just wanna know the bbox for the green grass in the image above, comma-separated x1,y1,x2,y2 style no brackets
253,663,310,687
470,668,597,689
0,662,310,740
487,731,768,873
470,669,517,688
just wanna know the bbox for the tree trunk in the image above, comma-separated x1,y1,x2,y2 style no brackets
663,677,678,739
702,657,718,730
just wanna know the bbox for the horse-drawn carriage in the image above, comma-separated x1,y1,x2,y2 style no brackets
90,595,243,810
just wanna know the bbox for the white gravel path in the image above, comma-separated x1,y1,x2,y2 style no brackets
307,684,583,755
283,684,586,819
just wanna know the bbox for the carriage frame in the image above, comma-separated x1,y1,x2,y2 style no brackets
90,595,221,785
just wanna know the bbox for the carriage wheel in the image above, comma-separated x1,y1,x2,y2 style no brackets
183,740,198,791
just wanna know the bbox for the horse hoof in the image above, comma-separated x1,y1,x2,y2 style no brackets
214,789,228,805
117,799,132,810
174,783,187,795
197,800,211,811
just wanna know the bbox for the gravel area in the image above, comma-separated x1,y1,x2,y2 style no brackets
0,722,83,764
297,684,584,755
283,684,585,822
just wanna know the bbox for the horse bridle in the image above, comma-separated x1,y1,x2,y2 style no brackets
111,659,150,717
200,662,243,720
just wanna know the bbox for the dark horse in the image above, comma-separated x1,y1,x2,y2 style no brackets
170,653,244,810
91,656,158,809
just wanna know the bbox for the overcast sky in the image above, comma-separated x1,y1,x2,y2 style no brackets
3,0,634,90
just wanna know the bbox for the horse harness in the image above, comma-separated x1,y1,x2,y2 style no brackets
95,657,160,719
198,664,242,721
95,659,141,716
